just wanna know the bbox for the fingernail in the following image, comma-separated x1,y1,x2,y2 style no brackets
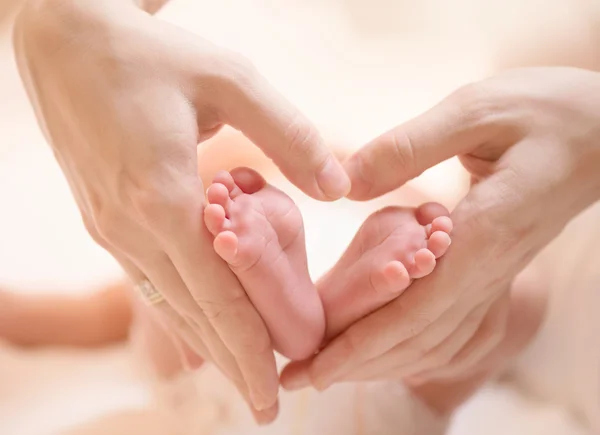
250,390,277,411
317,156,351,200
253,402,279,425
281,370,311,391
183,353,205,372
313,377,332,392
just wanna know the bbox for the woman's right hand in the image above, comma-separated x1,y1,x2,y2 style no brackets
14,0,350,420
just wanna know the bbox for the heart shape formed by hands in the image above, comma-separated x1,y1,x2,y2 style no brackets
199,132,454,364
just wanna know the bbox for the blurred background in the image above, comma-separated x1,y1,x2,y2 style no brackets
0,0,598,434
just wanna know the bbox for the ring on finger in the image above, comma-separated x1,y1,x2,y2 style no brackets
134,279,165,306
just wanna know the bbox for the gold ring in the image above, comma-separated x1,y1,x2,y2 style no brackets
134,279,165,306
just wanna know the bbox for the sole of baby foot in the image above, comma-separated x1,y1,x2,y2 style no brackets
318,203,453,340
204,167,325,361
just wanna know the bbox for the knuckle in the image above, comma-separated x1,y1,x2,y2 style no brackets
239,333,272,357
451,81,508,134
230,329,271,358
284,116,322,160
195,290,247,321
198,292,272,358
387,129,419,177
216,51,260,90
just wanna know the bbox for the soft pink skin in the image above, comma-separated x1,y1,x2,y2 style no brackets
204,168,325,360
319,204,453,340
204,167,452,360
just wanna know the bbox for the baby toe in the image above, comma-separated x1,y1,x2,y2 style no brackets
415,202,450,226
230,167,267,195
411,249,436,279
381,261,411,292
213,231,239,264
427,231,452,258
206,183,232,211
370,261,411,300
213,170,236,192
431,216,453,234
204,204,229,235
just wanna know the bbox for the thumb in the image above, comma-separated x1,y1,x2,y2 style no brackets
343,85,499,200
218,64,350,201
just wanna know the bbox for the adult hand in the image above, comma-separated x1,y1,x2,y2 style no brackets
14,0,349,417
281,67,600,389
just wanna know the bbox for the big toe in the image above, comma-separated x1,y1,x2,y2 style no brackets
415,202,450,226
230,167,267,195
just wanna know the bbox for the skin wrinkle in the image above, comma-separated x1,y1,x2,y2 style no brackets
390,127,419,182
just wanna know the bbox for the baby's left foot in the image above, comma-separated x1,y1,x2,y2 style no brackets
204,168,324,360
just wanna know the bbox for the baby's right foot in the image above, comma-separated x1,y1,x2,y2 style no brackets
318,204,453,339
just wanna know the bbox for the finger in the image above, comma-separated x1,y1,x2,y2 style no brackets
146,272,280,421
173,333,206,371
289,213,506,390
139,254,262,394
149,191,279,411
217,61,350,200
250,400,280,426
393,300,493,382
280,359,313,391
117,255,214,368
336,299,491,383
344,85,501,200
414,292,510,383
153,300,213,367
282,293,468,391
280,190,512,391
117,236,253,400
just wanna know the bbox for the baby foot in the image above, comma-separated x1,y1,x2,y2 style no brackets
204,168,325,360
318,204,453,339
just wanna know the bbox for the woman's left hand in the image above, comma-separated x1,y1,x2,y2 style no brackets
281,67,600,389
